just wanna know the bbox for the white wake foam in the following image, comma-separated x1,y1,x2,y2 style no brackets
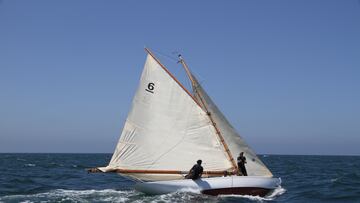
177,187,201,194
0,189,137,203
219,186,286,202
265,186,286,199
24,164,36,167
0,186,286,203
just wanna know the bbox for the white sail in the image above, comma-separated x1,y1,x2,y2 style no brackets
190,74,273,177
100,54,232,181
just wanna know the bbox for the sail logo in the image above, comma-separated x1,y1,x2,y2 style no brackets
145,82,155,93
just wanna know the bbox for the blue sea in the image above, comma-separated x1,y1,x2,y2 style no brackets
0,154,359,203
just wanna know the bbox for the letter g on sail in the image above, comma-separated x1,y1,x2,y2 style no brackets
145,82,155,93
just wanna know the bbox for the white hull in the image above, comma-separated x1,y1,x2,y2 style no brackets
135,176,281,196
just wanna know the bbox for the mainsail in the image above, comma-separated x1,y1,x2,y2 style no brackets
96,49,273,181
99,52,233,181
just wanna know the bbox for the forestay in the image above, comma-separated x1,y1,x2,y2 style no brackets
99,54,233,181
190,74,273,177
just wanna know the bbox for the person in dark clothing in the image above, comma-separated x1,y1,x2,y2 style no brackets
237,152,248,176
185,160,204,180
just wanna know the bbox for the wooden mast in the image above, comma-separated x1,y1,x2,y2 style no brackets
178,55,238,171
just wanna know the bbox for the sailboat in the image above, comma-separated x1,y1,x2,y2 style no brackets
89,48,281,196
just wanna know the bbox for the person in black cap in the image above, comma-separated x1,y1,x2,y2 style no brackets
237,152,248,176
185,160,204,180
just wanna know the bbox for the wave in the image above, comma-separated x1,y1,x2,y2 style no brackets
24,164,36,167
0,189,137,203
0,187,286,203
266,186,287,199
49,162,64,167
0,189,213,203
138,191,217,203
219,186,286,202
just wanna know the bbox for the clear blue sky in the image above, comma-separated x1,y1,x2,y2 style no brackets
0,0,359,155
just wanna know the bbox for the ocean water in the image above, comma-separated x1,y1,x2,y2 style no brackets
0,154,359,203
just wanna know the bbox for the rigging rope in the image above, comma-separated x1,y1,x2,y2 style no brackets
152,49,194,90
152,49,179,62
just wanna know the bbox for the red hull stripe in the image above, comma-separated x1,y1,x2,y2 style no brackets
201,187,271,197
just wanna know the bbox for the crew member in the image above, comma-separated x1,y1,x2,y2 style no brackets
185,160,204,180
237,152,248,176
